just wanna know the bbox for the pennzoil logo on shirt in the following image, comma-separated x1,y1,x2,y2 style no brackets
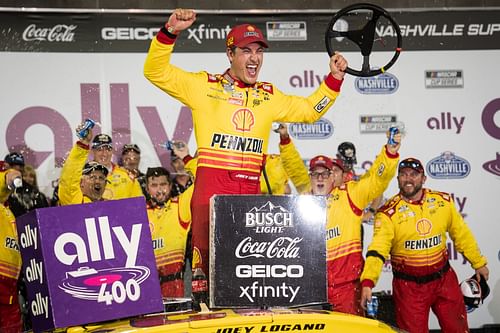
210,133,263,154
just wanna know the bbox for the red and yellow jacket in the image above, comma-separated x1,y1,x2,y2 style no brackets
59,142,143,205
147,185,193,277
260,154,290,194
279,139,399,285
0,204,21,305
102,165,143,201
361,189,488,287
0,170,17,204
144,30,343,176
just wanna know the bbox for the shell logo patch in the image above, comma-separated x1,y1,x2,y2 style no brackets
416,218,432,236
232,108,255,132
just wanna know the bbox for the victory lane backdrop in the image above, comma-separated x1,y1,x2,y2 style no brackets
16,197,163,332
1,8,500,328
210,195,327,308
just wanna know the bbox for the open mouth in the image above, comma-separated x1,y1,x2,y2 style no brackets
246,64,258,77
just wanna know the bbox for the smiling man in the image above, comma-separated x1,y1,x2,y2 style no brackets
360,158,489,332
144,9,347,301
274,130,401,315
58,125,109,205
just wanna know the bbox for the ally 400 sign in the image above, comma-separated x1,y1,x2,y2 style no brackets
16,197,163,332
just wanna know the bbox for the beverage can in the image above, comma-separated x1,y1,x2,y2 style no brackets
366,295,379,318
387,121,405,145
77,119,96,139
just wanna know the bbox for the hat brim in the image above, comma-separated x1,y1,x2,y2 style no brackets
234,37,269,48
92,143,113,149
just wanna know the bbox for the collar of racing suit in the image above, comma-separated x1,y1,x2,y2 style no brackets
223,69,255,88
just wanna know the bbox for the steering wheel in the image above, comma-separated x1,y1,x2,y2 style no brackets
325,3,402,77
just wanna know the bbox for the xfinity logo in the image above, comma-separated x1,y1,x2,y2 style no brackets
187,24,232,44
22,24,76,42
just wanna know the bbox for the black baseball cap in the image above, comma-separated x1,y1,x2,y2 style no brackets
82,161,109,176
4,152,25,166
92,134,112,149
146,167,170,179
122,143,141,155
399,158,425,174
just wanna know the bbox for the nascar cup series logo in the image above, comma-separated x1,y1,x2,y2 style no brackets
425,70,464,88
289,118,333,139
355,72,399,94
245,201,293,233
427,151,471,179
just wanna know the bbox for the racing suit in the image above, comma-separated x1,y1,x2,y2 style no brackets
0,204,22,332
361,189,487,332
144,28,344,280
58,141,96,205
59,142,142,205
102,165,143,201
260,154,289,194
279,138,399,315
147,186,193,297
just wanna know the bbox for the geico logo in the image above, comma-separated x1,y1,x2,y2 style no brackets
101,27,158,40
236,264,303,278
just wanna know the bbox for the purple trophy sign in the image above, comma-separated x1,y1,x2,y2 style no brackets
16,197,163,332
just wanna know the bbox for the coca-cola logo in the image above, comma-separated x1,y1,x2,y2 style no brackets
235,236,302,259
22,24,77,42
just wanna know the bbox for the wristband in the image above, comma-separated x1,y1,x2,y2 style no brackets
165,23,179,35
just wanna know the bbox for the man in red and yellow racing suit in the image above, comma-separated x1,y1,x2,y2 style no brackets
143,8,348,286
360,158,489,332
0,202,22,332
58,127,110,205
145,167,193,297
278,131,400,315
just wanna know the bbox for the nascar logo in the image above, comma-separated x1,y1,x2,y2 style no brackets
355,72,399,94
426,151,471,179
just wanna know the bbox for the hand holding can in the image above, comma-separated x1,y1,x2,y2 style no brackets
366,295,379,318
387,121,405,145
76,119,96,140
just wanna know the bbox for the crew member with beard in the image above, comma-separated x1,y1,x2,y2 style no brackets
145,167,192,298
360,158,489,332
58,125,109,205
